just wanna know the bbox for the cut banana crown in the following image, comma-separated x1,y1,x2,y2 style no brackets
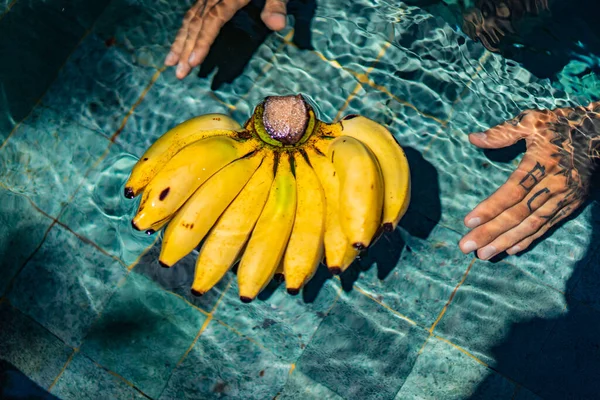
124,94,411,302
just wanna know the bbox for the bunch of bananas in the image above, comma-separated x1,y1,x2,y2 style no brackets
124,94,410,303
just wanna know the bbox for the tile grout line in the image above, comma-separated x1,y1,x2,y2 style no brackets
48,348,79,391
428,257,476,334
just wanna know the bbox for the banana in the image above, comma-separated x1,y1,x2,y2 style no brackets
237,152,297,302
131,136,259,232
327,115,411,231
190,154,276,296
124,114,243,198
283,152,326,294
327,135,383,250
305,146,356,274
158,151,264,267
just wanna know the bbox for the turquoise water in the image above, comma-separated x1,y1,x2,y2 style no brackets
1,0,600,399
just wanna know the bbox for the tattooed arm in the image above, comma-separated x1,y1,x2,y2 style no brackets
458,102,600,259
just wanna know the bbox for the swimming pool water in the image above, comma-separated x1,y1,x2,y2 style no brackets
1,0,600,399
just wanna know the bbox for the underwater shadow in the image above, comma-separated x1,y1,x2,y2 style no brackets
339,146,442,292
198,0,317,91
468,187,600,399
0,359,60,400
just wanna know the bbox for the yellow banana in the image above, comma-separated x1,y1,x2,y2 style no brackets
158,152,264,268
327,115,411,231
283,152,325,294
237,152,297,302
124,114,243,198
327,135,383,250
305,147,356,274
191,154,275,296
132,136,259,232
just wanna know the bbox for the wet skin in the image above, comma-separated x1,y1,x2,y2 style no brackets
164,0,599,258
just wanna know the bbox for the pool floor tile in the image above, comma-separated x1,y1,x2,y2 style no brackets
340,213,471,328
133,238,231,314
279,370,344,400
80,271,207,398
0,301,73,390
435,259,567,368
116,71,233,157
7,224,128,347
0,187,53,296
295,289,429,400
0,0,87,125
40,33,158,138
51,352,147,400
212,270,340,361
159,320,289,400
0,106,112,218
58,143,156,266
395,337,516,400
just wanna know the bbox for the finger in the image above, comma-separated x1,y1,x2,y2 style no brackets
165,4,202,66
476,191,572,260
176,11,208,78
464,155,550,229
460,175,558,254
261,0,288,31
469,109,546,149
188,0,251,67
506,200,582,255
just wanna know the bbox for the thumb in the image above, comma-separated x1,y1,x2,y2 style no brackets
261,0,287,31
469,110,537,149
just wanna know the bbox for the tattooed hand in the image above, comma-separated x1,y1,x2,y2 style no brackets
164,0,288,79
459,102,600,260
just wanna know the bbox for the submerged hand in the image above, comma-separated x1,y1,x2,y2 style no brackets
459,103,600,259
164,0,288,79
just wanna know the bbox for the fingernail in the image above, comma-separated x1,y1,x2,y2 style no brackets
471,132,487,141
466,217,481,228
188,51,196,65
507,245,521,255
165,51,177,65
461,240,478,253
479,245,497,260
176,63,188,78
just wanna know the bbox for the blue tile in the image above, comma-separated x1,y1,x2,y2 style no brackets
0,0,86,124
51,352,147,400
159,320,289,400
133,237,232,314
93,0,193,70
41,34,158,137
296,290,429,400
0,106,111,217
223,43,359,124
395,337,516,399
212,271,339,361
513,387,543,400
0,301,72,389
116,71,232,157
435,260,567,367
59,142,156,266
80,271,207,398
279,370,344,400
0,187,53,296
341,215,471,328
8,224,127,347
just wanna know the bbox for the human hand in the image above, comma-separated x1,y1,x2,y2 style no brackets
164,0,288,79
459,103,600,260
